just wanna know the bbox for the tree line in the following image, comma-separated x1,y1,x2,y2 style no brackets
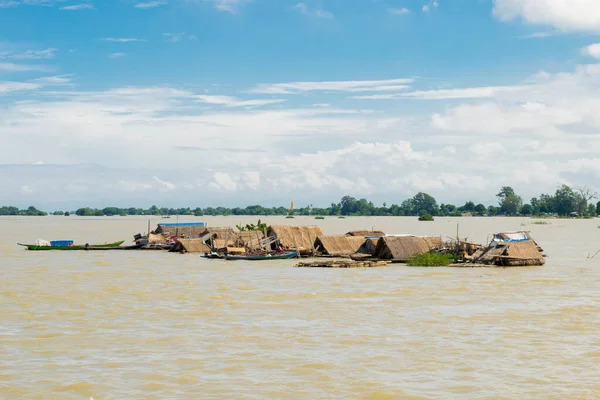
1,184,597,217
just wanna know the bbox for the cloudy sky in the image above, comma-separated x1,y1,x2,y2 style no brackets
2,0,600,209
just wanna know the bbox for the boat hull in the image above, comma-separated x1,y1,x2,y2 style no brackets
19,241,125,251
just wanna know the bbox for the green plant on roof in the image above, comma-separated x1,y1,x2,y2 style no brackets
236,219,269,232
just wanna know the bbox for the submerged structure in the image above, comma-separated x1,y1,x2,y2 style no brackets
468,231,545,267
373,236,444,262
267,225,324,255
314,235,367,257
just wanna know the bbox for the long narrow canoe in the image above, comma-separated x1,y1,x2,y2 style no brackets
225,251,298,261
18,240,125,251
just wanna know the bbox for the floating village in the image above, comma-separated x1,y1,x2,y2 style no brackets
18,220,546,268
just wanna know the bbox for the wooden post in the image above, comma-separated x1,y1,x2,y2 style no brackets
293,235,300,258
308,231,314,257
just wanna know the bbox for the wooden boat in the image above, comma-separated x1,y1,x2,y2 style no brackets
18,240,125,251
225,251,298,261
202,252,225,259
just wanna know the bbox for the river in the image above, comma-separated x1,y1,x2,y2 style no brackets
2,216,599,399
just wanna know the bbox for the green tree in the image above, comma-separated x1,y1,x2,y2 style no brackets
575,186,597,216
521,204,534,215
411,192,439,216
474,204,486,214
587,203,597,217
458,201,475,213
497,186,523,215
554,184,578,216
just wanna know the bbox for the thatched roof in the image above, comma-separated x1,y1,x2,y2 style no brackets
355,238,379,256
148,233,168,245
345,230,385,237
374,236,443,261
170,239,211,254
267,225,324,253
314,235,366,257
155,223,206,238
473,239,545,266
200,227,236,240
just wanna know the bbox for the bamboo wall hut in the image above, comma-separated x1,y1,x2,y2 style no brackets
236,230,267,251
170,239,211,254
373,236,444,262
267,225,324,255
314,235,367,257
345,230,385,237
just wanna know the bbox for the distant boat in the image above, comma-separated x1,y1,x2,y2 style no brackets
18,240,125,251
225,251,298,261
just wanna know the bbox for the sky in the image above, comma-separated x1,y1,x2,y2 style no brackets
2,0,600,210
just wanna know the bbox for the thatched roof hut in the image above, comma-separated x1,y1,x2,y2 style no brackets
155,222,206,238
374,236,444,262
354,238,379,257
267,225,324,255
346,230,385,237
472,233,545,266
148,233,168,245
314,235,367,257
170,239,211,254
199,227,236,241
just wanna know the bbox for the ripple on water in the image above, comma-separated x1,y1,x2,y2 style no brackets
3,216,600,399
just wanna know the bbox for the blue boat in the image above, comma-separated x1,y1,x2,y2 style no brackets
225,251,299,261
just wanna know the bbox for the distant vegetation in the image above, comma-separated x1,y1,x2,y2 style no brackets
2,184,599,218
418,213,434,221
407,252,455,267
0,206,47,216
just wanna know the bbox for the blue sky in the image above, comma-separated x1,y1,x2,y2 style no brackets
2,0,600,209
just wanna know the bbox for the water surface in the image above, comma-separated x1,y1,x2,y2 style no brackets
2,216,599,399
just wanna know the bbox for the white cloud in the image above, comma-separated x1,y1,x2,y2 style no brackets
152,176,176,191
102,38,146,42
352,85,527,100
195,94,285,107
250,78,413,94
212,0,250,13
0,62,47,72
163,33,196,43
33,75,72,85
0,1,19,7
0,48,57,60
493,0,600,32
294,2,333,19
134,1,166,8
20,185,33,195
60,3,94,10
389,8,410,15
5,61,600,207
583,43,600,59
422,0,438,13
0,81,41,93
521,32,553,39
108,52,126,59
210,172,237,191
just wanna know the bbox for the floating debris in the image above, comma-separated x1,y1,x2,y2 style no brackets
295,260,391,268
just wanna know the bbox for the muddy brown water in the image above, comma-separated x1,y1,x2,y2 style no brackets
2,216,600,399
